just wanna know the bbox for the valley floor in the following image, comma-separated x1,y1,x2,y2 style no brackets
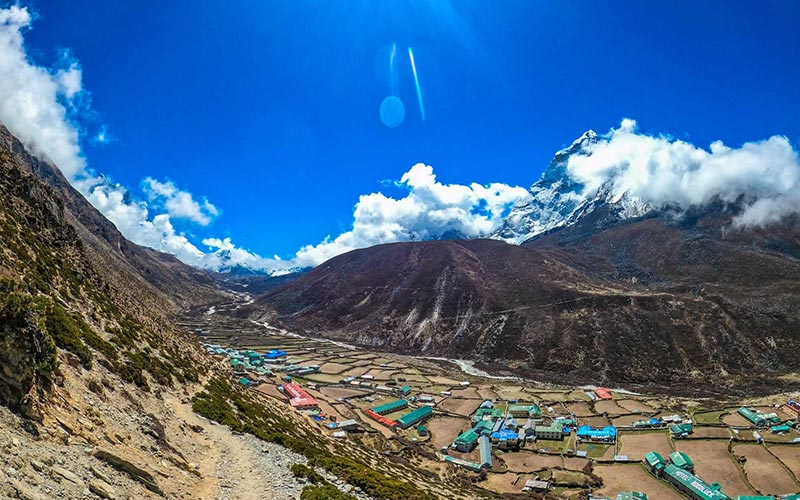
181,295,800,500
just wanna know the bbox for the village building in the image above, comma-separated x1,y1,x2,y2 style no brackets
281,382,318,409
507,404,542,418
669,451,695,472
522,479,550,492
396,406,433,429
670,423,694,438
616,493,648,500
576,425,617,443
371,399,408,415
738,407,782,427
478,435,492,469
594,387,613,400
534,422,565,440
454,429,480,452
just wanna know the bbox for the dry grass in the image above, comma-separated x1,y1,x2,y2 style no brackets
732,444,798,495
477,472,526,494
612,414,647,427
427,375,461,386
769,445,800,480
722,412,752,427
618,431,673,460
592,464,684,500
675,440,754,496
595,400,628,415
426,416,468,450
617,399,655,413
566,402,595,417
499,451,562,472
319,387,370,400
451,386,482,399
579,415,612,427
476,385,499,400
319,362,351,374
689,426,731,438
438,398,483,416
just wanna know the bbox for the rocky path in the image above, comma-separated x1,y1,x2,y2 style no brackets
167,394,306,500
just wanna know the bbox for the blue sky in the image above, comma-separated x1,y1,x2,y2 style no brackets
6,0,800,269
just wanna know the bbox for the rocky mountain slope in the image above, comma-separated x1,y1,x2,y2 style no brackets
0,121,241,498
244,205,800,395
0,123,464,500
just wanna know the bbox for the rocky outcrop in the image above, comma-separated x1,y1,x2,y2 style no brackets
93,448,162,495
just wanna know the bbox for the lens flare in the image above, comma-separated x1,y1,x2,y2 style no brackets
379,95,405,128
390,42,397,95
408,47,426,122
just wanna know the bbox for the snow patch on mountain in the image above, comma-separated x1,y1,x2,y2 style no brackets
492,129,652,243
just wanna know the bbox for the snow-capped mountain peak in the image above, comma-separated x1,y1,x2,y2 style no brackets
492,130,650,243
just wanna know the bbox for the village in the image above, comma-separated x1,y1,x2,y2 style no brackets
179,311,800,500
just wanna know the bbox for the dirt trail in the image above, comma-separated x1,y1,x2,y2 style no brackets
166,394,305,500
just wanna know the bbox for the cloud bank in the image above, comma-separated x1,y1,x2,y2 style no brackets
291,164,529,267
0,6,85,178
3,5,800,276
0,5,251,270
0,4,528,274
567,119,800,227
142,177,220,226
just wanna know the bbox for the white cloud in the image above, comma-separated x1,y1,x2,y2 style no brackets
92,124,114,144
0,5,85,178
566,119,800,227
55,59,82,99
0,5,249,271
76,177,207,263
289,163,529,268
142,177,219,226
199,237,283,271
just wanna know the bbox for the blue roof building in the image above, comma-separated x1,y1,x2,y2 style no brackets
264,349,287,359
576,425,617,442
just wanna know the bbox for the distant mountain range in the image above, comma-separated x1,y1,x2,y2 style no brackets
241,131,800,394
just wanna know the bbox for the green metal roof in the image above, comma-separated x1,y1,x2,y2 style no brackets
474,420,494,434
670,423,693,433
645,451,666,469
616,493,648,500
455,429,480,445
508,404,542,415
663,464,729,500
534,422,564,434
472,407,503,421
670,451,695,469
396,406,433,427
738,407,764,424
372,399,408,414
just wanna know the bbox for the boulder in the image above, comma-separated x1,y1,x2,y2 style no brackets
52,466,82,485
93,448,162,495
89,479,116,499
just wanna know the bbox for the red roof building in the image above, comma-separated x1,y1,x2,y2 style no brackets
282,382,318,409
365,409,397,428
594,387,613,400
